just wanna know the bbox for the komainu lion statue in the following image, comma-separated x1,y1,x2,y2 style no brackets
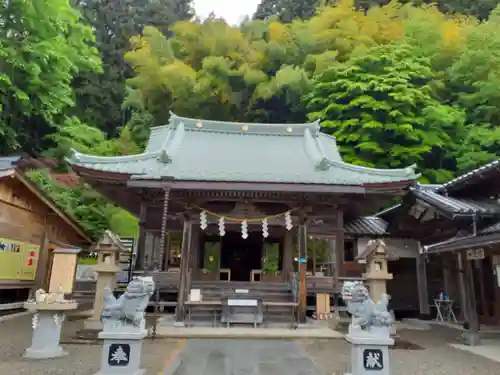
101,276,155,328
342,281,393,331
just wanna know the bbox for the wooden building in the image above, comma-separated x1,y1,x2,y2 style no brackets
380,160,500,334
67,113,419,323
0,157,91,304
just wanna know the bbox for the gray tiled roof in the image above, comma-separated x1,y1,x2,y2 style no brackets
0,156,21,171
67,114,420,186
480,221,500,234
411,186,500,217
344,216,388,236
438,159,500,193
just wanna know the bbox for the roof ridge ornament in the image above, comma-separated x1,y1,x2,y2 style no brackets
158,150,171,164
315,158,330,171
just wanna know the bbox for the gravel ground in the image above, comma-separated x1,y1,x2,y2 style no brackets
0,315,184,375
299,326,500,375
1,314,499,375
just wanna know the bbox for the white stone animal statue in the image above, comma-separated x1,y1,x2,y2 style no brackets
101,276,155,327
342,282,393,330
35,289,47,303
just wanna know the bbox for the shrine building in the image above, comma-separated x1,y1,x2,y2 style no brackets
67,113,419,324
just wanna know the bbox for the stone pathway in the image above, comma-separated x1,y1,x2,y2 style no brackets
168,339,320,375
1,314,499,375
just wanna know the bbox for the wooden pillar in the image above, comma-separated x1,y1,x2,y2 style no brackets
175,216,192,323
189,226,200,280
329,239,335,279
283,230,294,279
162,233,171,271
463,255,480,345
443,255,455,299
416,250,430,316
298,217,308,323
335,211,344,279
457,253,469,322
144,232,154,270
32,217,50,295
135,203,148,270
311,237,316,276
151,234,160,270
476,259,488,319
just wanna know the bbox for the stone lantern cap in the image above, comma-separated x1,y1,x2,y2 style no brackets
356,239,399,264
91,230,125,273
92,230,127,253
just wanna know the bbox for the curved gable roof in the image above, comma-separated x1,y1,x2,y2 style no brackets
68,114,420,187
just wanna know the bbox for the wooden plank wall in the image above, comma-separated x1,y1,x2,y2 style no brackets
0,176,82,245
0,176,87,286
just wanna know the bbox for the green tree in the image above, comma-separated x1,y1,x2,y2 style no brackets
0,0,100,154
431,0,500,20
253,0,322,22
44,117,140,164
446,7,500,172
73,0,193,136
125,22,311,125
306,42,465,183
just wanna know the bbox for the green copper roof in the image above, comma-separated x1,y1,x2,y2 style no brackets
67,113,420,185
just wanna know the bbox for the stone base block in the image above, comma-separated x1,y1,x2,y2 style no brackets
345,333,394,375
462,331,481,346
95,330,147,375
24,345,67,359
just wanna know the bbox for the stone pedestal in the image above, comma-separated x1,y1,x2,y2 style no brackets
23,301,78,359
95,324,147,375
345,327,394,375
357,240,394,304
85,262,120,331
85,231,122,331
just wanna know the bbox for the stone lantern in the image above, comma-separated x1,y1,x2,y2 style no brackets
84,230,123,331
357,239,397,304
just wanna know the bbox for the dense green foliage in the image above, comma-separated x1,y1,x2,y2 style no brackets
72,0,193,136
2,0,500,239
0,0,100,154
27,169,138,240
306,42,465,182
254,0,323,22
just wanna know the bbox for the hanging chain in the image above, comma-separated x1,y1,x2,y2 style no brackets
156,188,170,270
152,187,170,340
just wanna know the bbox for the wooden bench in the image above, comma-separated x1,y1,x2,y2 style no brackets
263,301,299,329
221,295,263,328
185,300,222,327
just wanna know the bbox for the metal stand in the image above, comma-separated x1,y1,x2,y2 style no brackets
434,299,458,323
